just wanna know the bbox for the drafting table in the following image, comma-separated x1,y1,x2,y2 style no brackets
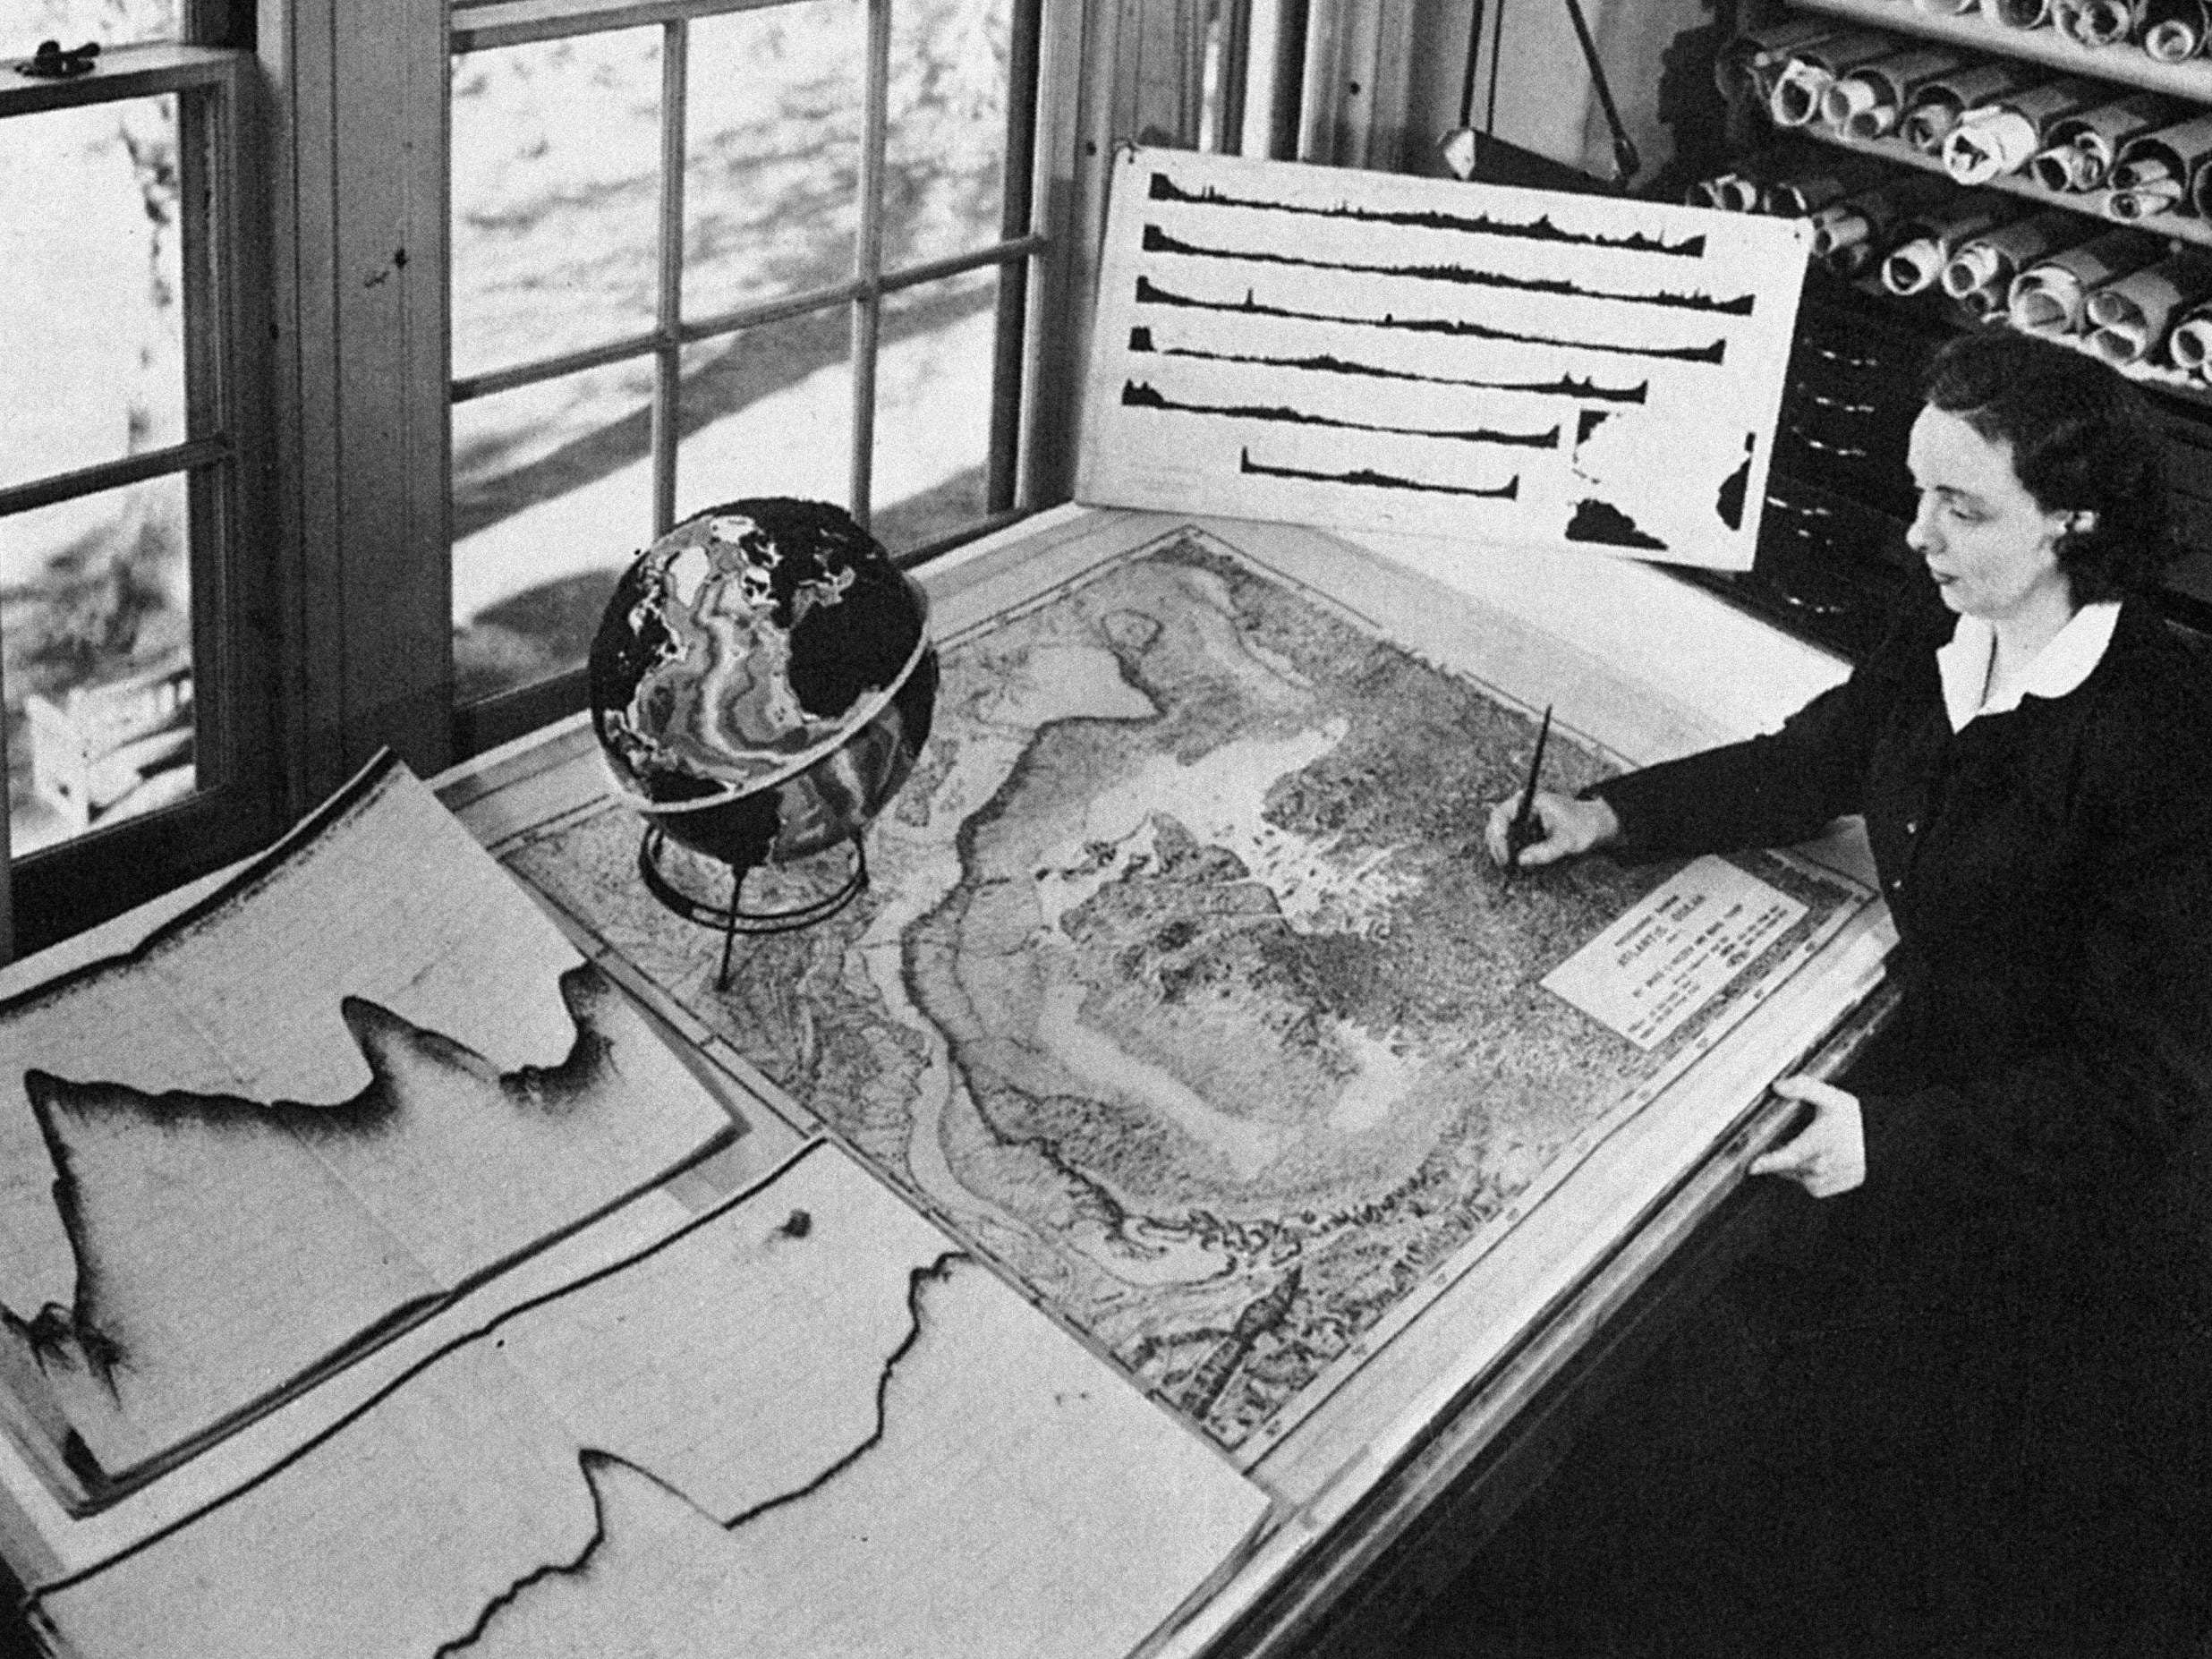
0,506,1891,1658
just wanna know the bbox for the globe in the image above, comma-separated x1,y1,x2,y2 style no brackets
588,498,937,873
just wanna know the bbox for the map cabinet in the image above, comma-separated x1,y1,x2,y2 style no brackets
1688,0,2212,659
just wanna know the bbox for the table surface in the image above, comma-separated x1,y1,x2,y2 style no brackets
0,506,1891,1659
437,507,1893,1658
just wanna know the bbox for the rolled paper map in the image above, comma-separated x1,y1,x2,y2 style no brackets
2165,299,2212,374
2106,158,2186,218
1942,80,2101,185
1809,174,1953,275
2054,0,2143,47
1943,210,2091,311
1988,0,2055,21
1768,31,1907,129
1715,172,1764,211
1697,167,1774,212
1823,47,1973,139
1691,140,1847,212
1883,191,2020,294
2142,0,2212,61
2110,112,2212,219
2029,92,2182,191
2084,254,2212,362
1901,61,2041,154
1761,149,1892,216
2192,145,2212,219
1716,15,1849,106
2005,228,2166,335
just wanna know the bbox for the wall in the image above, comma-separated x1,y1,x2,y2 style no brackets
1401,0,1717,190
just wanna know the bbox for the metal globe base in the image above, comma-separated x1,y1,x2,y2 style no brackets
637,825,869,990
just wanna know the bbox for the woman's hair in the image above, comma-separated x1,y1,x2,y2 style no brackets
1920,329,2175,602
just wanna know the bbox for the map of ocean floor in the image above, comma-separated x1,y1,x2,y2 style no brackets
506,528,1871,1458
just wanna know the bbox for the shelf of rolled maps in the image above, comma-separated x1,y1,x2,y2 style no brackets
1678,0,2212,654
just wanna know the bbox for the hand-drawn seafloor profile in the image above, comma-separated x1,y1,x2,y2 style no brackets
0,756,737,1508
1076,148,1809,567
31,1142,1268,1659
508,526,1873,1461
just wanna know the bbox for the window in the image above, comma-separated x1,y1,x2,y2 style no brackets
0,4,277,955
445,0,1048,751
0,0,1311,952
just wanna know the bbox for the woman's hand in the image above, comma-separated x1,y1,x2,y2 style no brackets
1749,1076,1866,1197
1483,790,1621,869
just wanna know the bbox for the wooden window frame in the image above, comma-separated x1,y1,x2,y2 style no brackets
443,0,1057,755
0,39,280,957
257,0,1113,822
0,0,1243,954
258,0,455,811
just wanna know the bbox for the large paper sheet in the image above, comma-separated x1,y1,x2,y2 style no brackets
506,523,1875,1465
30,1143,1269,1659
1076,148,1809,568
0,755,737,1504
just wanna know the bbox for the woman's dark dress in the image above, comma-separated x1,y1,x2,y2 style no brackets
1585,586,2212,1651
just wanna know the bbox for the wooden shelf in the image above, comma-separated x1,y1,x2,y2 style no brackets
1724,4,2212,641
1789,0,2212,102
1792,119,2212,250
1757,25,2212,411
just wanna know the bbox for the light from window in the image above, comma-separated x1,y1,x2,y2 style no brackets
449,27,668,383
870,276,999,553
0,91,194,858
683,2,867,325
448,0,1036,723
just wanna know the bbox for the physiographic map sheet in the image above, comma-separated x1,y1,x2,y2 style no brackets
1076,148,1810,568
507,523,1876,1465
0,756,738,1506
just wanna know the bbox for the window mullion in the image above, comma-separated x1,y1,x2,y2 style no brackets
0,438,232,521
180,84,228,447
0,44,234,116
987,0,1046,513
849,0,892,529
181,77,236,801
651,17,690,536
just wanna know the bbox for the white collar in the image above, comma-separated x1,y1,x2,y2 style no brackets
1936,601,2121,733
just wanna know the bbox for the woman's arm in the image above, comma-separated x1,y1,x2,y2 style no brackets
1589,654,1906,862
1584,594,1944,864
1483,594,1940,869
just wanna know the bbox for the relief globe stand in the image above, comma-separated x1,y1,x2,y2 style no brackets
634,824,869,991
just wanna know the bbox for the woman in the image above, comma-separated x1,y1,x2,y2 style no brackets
1486,329,2212,1647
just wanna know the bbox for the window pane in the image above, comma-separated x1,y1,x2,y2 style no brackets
676,318,855,523
6,0,177,55
452,366,658,705
0,94,185,493
1,473,196,858
450,28,665,381
883,0,1014,272
685,0,865,321
871,274,999,555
